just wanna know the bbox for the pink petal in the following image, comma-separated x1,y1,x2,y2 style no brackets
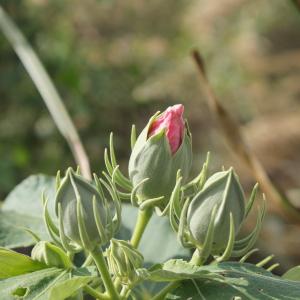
148,104,185,154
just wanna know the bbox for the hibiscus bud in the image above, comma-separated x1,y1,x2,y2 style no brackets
55,168,120,251
128,104,192,208
31,241,72,269
107,239,143,285
148,104,185,154
187,168,245,254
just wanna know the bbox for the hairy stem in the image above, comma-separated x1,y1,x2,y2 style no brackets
130,208,153,248
90,248,120,300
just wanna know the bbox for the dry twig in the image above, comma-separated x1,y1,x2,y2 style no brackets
191,49,300,222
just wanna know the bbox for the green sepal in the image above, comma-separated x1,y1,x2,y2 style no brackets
31,241,72,269
107,239,144,285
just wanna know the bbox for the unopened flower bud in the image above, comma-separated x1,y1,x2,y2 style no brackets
31,241,72,269
187,168,245,254
128,104,192,208
55,168,118,251
107,239,143,285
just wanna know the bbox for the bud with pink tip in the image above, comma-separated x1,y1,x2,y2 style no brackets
148,104,185,154
128,104,192,209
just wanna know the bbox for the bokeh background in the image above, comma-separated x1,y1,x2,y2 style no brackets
1,0,300,273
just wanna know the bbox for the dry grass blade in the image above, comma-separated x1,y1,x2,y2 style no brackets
291,0,300,12
191,49,300,222
0,6,91,180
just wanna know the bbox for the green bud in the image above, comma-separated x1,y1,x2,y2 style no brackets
107,239,143,285
128,108,192,209
187,168,245,254
55,168,117,251
31,241,72,269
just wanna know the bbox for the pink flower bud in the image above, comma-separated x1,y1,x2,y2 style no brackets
148,104,185,154
129,103,192,206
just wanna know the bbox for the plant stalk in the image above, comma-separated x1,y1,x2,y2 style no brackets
90,248,120,300
130,208,153,248
190,248,203,266
112,208,153,297
151,282,181,300
83,285,110,300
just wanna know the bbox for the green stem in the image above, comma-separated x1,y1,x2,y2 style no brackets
151,282,181,300
130,208,153,248
112,208,153,298
190,248,202,266
90,248,120,300
120,286,128,299
81,253,93,268
83,285,110,300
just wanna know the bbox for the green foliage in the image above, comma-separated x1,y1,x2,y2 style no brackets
171,262,300,300
0,211,48,248
283,266,300,281
1,173,300,299
0,248,46,279
0,175,55,248
2,175,56,217
0,267,95,300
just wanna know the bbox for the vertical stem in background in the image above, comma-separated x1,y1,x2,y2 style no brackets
90,248,120,300
130,208,153,248
0,6,91,180
151,281,181,300
191,49,300,222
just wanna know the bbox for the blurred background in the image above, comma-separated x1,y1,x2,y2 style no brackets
1,0,300,273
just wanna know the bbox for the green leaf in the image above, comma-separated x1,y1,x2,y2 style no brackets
2,174,56,217
0,267,96,300
0,268,66,300
170,262,300,300
0,248,47,279
0,175,56,248
48,268,97,300
283,266,300,281
0,211,48,248
118,205,190,264
48,278,89,300
145,259,219,282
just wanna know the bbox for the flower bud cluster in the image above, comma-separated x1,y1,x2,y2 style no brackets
106,239,143,285
38,103,265,288
102,103,265,264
